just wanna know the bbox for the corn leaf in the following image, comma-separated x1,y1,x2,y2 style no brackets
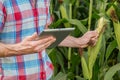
52,72,67,80
75,76,85,80
113,22,120,50
106,40,117,60
49,18,68,28
68,19,87,34
56,51,66,73
104,63,120,80
81,56,89,79
88,34,102,79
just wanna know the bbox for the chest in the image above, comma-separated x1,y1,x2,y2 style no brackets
4,0,49,23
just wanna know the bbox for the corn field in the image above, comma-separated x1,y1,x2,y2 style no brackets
47,0,120,80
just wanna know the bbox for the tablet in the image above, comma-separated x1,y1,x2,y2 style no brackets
39,28,75,48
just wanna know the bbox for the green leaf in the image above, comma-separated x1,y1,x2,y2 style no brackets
71,52,81,72
50,18,87,34
68,19,87,34
75,76,85,80
106,40,117,60
104,63,120,80
99,35,106,66
52,72,67,80
56,51,65,73
50,18,68,28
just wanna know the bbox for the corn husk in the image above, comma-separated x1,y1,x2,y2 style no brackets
81,56,90,79
108,3,120,50
113,22,120,50
88,17,108,79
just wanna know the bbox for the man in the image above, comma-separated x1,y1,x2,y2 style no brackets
0,0,98,80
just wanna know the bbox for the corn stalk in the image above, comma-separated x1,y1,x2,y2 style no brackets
88,0,93,30
59,3,73,74
81,17,108,80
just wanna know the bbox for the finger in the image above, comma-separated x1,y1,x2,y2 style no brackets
25,32,38,41
30,36,56,48
89,40,97,46
36,36,56,45
92,38,98,46
92,41,97,46
91,37,97,41
34,38,56,52
88,37,98,46
82,31,97,41
94,30,99,38
93,30,99,38
80,44,88,48
34,42,50,52
39,35,53,39
88,39,94,46
87,31,99,38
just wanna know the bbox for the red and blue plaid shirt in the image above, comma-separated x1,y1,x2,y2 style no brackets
0,0,53,80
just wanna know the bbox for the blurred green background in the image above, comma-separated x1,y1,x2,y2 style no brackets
47,0,120,80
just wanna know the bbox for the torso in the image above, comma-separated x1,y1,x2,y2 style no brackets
0,0,53,80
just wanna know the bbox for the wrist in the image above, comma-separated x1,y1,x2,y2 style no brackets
0,43,7,57
59,36,80,48
6,43,21,57
72,37,83,48
0,43,20,57
77,37,89,48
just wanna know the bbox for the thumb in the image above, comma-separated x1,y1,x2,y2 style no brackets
25,32,38,41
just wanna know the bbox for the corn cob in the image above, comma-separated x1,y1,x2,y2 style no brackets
107,2,120,50
95,17,108,34
106,1,117,18
80,17,108,80
88,17,108,79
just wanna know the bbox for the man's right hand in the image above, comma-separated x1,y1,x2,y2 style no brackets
0,32,56,57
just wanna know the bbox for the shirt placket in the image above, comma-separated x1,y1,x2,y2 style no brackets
30,0,46,79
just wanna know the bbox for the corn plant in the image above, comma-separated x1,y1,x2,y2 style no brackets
48,0,120,80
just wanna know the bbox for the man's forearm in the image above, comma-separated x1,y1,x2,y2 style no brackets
59,35,81,48
59,31,98,48
0,43,7,57
0,43,19,57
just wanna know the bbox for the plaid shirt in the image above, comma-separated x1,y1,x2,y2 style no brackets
0,0,53,80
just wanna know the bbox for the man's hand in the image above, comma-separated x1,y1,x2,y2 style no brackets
0,32,56,57
17,32,56,53
78,30,98,48
59,30,98,48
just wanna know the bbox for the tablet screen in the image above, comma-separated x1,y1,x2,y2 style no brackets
39,28,75,48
